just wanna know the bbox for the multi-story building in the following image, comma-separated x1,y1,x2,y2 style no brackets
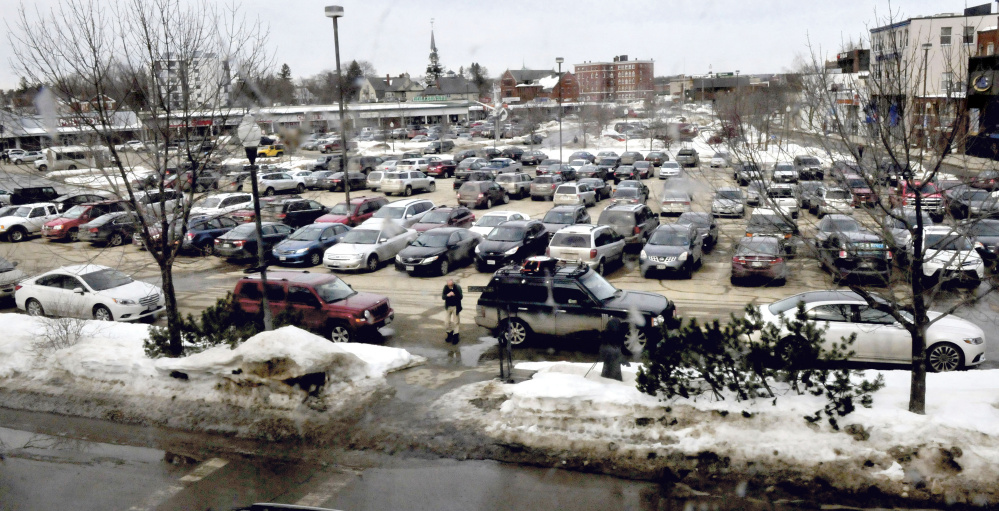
152,52,231,110
574,56,654,102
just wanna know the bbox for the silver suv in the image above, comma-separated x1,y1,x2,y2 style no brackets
369,198,435,228
598,204,660,245
495,172,533,199
547,224,625,275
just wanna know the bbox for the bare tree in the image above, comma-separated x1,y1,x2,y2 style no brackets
9,0,271,357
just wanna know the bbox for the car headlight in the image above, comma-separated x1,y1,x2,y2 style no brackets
504,247,518,256
114,298,137,305
651,315,664,327
295,248,309,254
964,337,984,345
423,255,438,264
53,225,63,230
475,245,481,253
395,254,403,262
678,252,688,261
640,250,647,259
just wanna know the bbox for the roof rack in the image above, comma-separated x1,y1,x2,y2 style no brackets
519,256,589,276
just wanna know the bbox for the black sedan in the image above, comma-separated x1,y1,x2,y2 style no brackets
319,172,368,192
395,227,481,276
613,165,639,183
78,212,140,246
676,211,719,249
577,164,608,181
474,219,548,271
214,222,294,261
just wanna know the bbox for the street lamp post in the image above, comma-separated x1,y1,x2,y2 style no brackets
236,114,273,331
921,43,932,149
326,5,351,204
556,57,563,163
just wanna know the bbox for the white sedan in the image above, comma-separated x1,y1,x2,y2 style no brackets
470,211,530,237
15,264,165,322
323,219,418,272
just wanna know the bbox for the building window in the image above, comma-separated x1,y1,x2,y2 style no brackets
964,26,975,45
940,27,952,46
989,42,995,55
941,71,954,93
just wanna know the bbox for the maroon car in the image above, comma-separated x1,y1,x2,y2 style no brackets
843,174,877,207
42,200,128,241
233,271,393,343
315,196,389,227
411,206,475,232
426,158,457,178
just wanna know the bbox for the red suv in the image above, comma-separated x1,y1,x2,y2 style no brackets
426,158,457,178
315,196,389,227
233,271,393,343
42,200,128,241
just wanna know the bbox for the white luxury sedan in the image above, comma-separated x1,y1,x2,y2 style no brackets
15,264,165,322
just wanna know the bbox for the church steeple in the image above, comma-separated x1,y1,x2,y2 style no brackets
425,18,444,86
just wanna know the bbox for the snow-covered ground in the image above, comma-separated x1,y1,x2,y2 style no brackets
0,315,423,439
438,361,999,505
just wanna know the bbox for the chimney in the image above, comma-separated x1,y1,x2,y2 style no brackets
620,55,628,62
385,74,390,85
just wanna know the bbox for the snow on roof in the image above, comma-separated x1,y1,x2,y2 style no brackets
537,74,559,90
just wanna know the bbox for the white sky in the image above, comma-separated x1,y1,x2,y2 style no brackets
0,0,977,89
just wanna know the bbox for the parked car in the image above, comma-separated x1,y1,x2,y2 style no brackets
323,219,418,272
423,140,455,154
658,161,682,179
260,198,328,228
395,158,431,173
169,215,240,255
520,150,549,166
52,193,108,214
16,264,165,322
576,164,607,181
598,203,659,245
530,175,565,201
596,157,621,176
965,218,999,267
948,187,999,219
426,159,457,178
213,222,294,260
474,258,677,347
567,151,596,163
541,205,591,236
257,144,285,158
612,165,639,183
380,171,436,196
639,223,703,278
645,151,669,167
578,177,612,201
271,223,351,266
233,271,392,343
500,147,525,161
485,158,523,176
798,181,825,213
10,186,60,206
368,198,435,228
675,148,699,167
633,161,653,179
814,215,892,285
190,193,253,217
709,152,730,168
659,189,693,216
366,171,385,191
411,206,475,232
711,187,746,218
554,182,597,207
258,172,304,195
0,202,60,242
458,180,509,209
547,224,625,275
734,162,764,186
731,237,789,286
815,187,854,218
42,200,128,241
841,174,877,207
494,172,533,199
793,155,825,181
890,181,945,222
765,184,800,219
677,212,719,249
755,290,986,371
0,256,26,299
772,163,799,183
610,182,650,206
620,151,644,165
474,219,549,271
395,227,480,276
469,210,530,237
10,151,45,165
322,172,368,192
77,211,140,246
746,208,797,256
536,159,563,176
921,226,985,287
315,196,389,227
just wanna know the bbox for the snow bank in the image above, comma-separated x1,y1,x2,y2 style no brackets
438,361,999,505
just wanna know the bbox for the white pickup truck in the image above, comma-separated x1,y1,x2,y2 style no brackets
0,202,60,242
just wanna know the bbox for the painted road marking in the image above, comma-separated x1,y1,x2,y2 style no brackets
295,469,360,507
127,457,228,511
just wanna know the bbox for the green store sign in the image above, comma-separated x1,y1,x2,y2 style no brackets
415,95,448,102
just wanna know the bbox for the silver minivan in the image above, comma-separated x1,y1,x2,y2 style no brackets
547,224,625,275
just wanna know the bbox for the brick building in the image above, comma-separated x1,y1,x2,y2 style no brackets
499,69,578,104
574,55,655,101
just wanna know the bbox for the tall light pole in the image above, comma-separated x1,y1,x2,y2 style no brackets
556,57,564,163
326,5,351,204
237,114,272,331
921,43,932,149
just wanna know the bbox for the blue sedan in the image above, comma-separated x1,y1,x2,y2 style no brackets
272,223,351,266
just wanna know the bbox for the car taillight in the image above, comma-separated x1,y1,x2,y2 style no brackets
185,233,195,241
15,284,22,291
838,250,847,258
784,233,792,239
551,184,557,189
633,225,641,234
89,227,99,233
278,213,286,219
733,256,746,264
887,251,893,260
234,240,245,247
589,248,597,258
214,238,221,245
772,257,784,264
683,201,690,205
478,193,484,199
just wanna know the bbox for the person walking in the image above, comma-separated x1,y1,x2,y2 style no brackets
441,279,463,345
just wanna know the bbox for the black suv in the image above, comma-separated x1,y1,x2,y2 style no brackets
474,219,548,271
261,198,328,228
474,257,678,349
11,186,60,205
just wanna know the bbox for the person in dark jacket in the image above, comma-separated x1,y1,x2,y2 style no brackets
442,279,463,344
599,317,630,381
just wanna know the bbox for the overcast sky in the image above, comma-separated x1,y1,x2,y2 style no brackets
0,0,975,89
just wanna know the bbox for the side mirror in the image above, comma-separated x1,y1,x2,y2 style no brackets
73,287,85,295
11,261,18,268
379,237,389,243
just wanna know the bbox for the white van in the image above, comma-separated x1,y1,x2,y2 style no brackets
34,146,113,172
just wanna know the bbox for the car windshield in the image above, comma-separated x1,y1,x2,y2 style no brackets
61,205,88,219
775,164,794,172
648,230,688,246
827,218,860,232
713,153,726,158
926,234,972,251
341,229,380,244
555,186,577,194
477,215,509,227
372,207,404,219
550,233,590,247
965,190,991,201
599,211,633,225
827,189,852,200
486,161,507,168
717,190,742,200
487,226,525,241
328,203,351,215
799,157,820,165
579,271,618,301
748,214,792,230
421,210,451,224
768,188,794,198
737,239,778,256
413,232,450,248
846,178,866,189
195,197,221,209
315,278,356,303
534,177,554,184
288,225,328,241
80,268,133,291
915,183,938,194
599,158,617,165
678,214,707,227
543,211,574,224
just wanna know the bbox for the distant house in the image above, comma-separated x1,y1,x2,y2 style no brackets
418,76,478,102
358,74,425,103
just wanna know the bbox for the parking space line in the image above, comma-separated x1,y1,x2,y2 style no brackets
127,457,228,511
127,484,184,511
294,469,360,507
178,457,228,482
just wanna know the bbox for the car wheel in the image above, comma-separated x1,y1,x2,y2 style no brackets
13,159,22,165
927,343,963,372
502,194,510,204
67,228,79,242
329,322,352,343
25,299,44,317
296,184,306,193
265,187,275,197
404,186,413,197
439,259,450,275
309,252,322,266
8,227,26,243
428,182,436,192
93,305,113,321
596,259,605,275
202,242,215,256
109,233,124,247
68,165,77,170
625,324,648,354
366,254,379,272
485,198,493,209
502,318,530,345
683,261,693,279
38,164,48,172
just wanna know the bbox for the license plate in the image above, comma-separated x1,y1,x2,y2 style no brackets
487,260,496,265
223,243,232,248
859,261,873,268
656,264,666,269
752,262,766,268
406,265,415,271
279,256,286,261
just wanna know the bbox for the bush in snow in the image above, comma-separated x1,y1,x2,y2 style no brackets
636,304,884,429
